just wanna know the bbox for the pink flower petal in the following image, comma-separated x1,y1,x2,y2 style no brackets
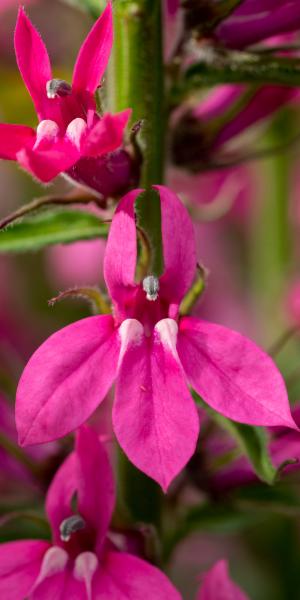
154,185,197,306
16,315,120,445
31,569,87,600
82,110,131,158
14,7,52,120
16,139,80,182
75,427,115,552
46,453,78,545
214,86,296,149
66,118,87,151
0,540,49,600
217,1,300,48
32,546,69,590
74,552,99,600
193,85,245,122
104,189,143,313
178,317,297,428
0,123,35,159
72,2,113,95
113,318,199,491
47,428,115,551
94,551,181,599
198,560,249,600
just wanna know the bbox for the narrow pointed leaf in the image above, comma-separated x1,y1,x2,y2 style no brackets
0,210,107,253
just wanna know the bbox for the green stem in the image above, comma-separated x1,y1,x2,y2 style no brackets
249,110,293,342
108,0,165,188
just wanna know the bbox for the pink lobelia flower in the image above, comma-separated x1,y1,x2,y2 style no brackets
0,4,132,196
0,426,180,600
197,560,249,600
189,83,298,155
216,0,300,50
16,186,297,491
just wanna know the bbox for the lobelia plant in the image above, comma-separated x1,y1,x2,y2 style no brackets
2,0,300,598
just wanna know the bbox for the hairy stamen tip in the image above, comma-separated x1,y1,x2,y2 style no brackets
46,79,72,99
59,514,86,542
143,275,160,301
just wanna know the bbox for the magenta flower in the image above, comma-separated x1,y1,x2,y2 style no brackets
192,84,298,151
217,0,300,50
197,560,249,600
16,186,296,491
0,4,132,194
0,426,180,600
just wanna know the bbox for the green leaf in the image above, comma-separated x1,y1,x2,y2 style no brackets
194,394,277,485
235,483,300,515
62,0,106,18
0,210,108,253
216,417,277,485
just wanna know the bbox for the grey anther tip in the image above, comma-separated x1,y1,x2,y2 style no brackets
46,79,72,99
59,514,86,542
143,275,160,301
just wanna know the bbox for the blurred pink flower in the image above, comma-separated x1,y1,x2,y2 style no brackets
197,560,249,600
0,426,180,599
16,187,295,491
0,0,35,12
0,393,57,502
217,0,300,50
286,280,300,325
192,83,298,153
169,164,254,223
46,239,106,289
0,4,133,197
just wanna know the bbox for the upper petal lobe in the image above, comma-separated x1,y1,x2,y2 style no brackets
14,7,52,120
72,2,113,95
104,189,143,311
154,185,197,306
